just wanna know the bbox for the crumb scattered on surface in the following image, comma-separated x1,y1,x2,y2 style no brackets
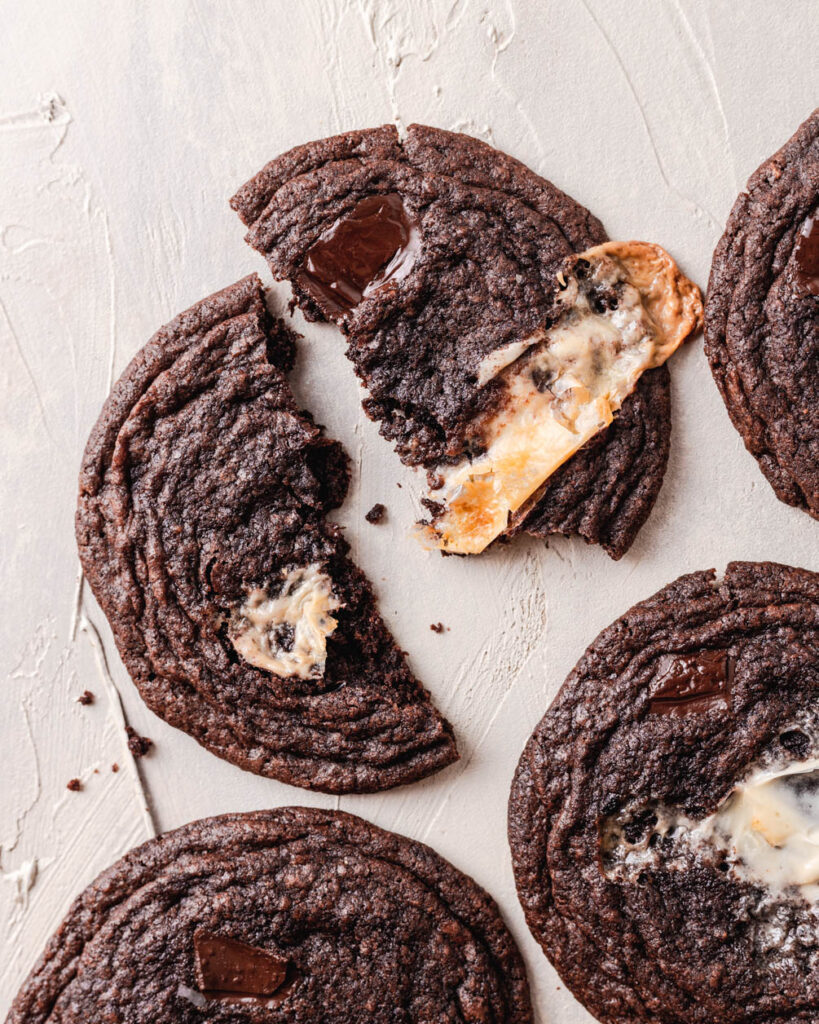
365,502,386,524
396,482,402,488
430,622,447,633
77,690,95,705
111,762,119,773
126,727,153,758
66,778,82,792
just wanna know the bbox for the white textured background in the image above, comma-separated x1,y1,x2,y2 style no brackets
1,1,817,1019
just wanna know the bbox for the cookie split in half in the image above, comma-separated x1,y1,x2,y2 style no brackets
706,108,818,517
7,807,532,1023
509,560,819,1023
232,124,702,558
76,275,457,792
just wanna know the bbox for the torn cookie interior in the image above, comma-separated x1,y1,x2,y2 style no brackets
421,241,702,554
229,564,341,680
603,741,819,901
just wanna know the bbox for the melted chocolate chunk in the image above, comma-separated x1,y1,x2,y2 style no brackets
648,649,732,716
794,215,819,297
298,194,419,317
194,930,287,1000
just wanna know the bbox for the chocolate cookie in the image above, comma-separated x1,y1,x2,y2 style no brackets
76,275,457,792
705,109,819,517
231,125,701,559
7,807,532,1023
509,561,819,1023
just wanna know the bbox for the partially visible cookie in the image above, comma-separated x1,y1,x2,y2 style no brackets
76,275,457,792
232,125,700,558
7,808,532,1023
706,109,819,517
509,561,819,1023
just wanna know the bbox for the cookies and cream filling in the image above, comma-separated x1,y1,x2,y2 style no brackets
603,755,819,901
420,241,703,554
230,565,340,680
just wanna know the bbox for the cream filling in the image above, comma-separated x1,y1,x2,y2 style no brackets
230,565,340,680
605,757,819,900
420,241,702,554
698,758,819,898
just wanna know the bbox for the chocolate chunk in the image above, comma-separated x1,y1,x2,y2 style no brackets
297,194,419,317
77,690,95,705
365,502,386,524
194,930,287,998
430,622,445,633
126,727,153,758
794,214,819,296
66,778,81,792
648,649,732,716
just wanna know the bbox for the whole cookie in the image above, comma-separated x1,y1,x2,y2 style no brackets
509,561,819,1023
76,275,456,792
231,124,678,559
705,109,819,517
7,808,532,1024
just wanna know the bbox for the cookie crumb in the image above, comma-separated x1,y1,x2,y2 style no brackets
66,778,82,792
430,622,446,633
111,762,119,773
365,503,386,524
126,727,153,758
77,690,95,705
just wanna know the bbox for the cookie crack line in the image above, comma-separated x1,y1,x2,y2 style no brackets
76,274,457,794
231,123,703,561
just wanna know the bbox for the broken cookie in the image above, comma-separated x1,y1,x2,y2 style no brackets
232,124,702,558
76,275,456,793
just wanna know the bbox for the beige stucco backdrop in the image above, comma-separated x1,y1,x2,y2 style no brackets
1,1,817,1018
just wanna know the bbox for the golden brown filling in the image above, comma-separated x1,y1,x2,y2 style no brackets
420,241,703,554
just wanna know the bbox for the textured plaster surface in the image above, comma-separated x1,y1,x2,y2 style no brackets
1,2,817,1019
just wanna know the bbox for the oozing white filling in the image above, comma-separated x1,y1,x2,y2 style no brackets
699,758,819,897
419,241,702,555
230,564,340,680
604,756,819,900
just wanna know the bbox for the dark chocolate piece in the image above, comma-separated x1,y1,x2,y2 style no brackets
66,778,81,792
794,214,819,296
509,561,819,1024
706,109,819,517
194,931,287,997
8,807,532,1023
648,649,732,716
298,194,419,317
77,690,94,705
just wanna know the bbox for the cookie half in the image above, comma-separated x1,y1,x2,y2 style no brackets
231,125,701,558
509,561,819,1023
76,275,457,792
7,807,532,1023
706,109,819,517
